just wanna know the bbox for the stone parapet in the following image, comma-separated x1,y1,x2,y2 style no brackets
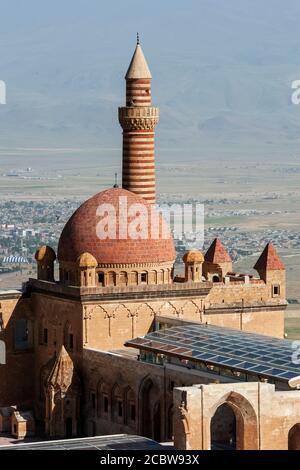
27,278,212,302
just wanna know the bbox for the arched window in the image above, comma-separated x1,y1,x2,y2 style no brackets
97,382,102,417
98,272,105,286
38,317,48,346
212,275,220,283
112,384,123,423
131,272,138,285
108,271,116,286
119,271,127,286
64,321,74,351
97,382,110,418
158,269,164,284
125,387,136,425
149,271,156,284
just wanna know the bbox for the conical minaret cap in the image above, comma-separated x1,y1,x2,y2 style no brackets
125,44,152,80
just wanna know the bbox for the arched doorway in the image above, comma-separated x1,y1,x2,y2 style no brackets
288,424,300,450
140,379,153,438
209,392,258,450
211,403,236,450
140,377,161,441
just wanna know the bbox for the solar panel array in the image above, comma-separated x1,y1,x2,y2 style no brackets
126,322,300,383
0,434,163,451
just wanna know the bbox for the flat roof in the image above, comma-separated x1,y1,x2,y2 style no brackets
125,322,300,386
0,434,164,451
0,289,22,295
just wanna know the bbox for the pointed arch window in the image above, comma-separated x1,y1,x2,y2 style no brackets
125,387,136,425
112,384,123,423
64,321,74,351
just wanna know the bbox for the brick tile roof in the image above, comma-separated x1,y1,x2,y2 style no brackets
205,238,232,263
254,242,285,271
58,188,175,265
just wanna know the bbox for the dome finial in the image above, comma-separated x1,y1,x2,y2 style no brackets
113,172,119,188
137,32,140,45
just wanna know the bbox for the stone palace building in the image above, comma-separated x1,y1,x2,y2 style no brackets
1,40,300,450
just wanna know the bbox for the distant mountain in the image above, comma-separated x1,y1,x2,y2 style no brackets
0,0,300,155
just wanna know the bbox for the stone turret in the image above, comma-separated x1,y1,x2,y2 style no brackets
35,245,56,282
44,346,81,438
76,252,98,287
119,37,159,204
183,250,204,282
203,238,232,282
254,242,286,299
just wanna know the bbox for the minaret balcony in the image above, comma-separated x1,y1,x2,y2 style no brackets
118,106,159,130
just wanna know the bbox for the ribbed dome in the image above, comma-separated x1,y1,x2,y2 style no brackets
35,245,56,262
58,188,175,265
77,252,98,268
183,249,204,264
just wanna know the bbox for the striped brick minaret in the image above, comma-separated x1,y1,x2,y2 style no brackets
118,38,159,204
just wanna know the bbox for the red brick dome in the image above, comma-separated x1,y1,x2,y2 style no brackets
58,188,175,265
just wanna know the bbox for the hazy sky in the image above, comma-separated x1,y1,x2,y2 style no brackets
1,0,299,57
1,0,300,151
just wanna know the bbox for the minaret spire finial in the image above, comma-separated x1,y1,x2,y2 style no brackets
137,32,140,45
113,172,119,188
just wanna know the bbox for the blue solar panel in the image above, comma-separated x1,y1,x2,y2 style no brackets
269,359,289,366
248,365,270,373
126,321,300,385
264,368,287,376
221,358,243,367
278,371,297,379
209,355,231,363
194,352,215,360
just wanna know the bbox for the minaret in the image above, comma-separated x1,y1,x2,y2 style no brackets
118,35,159,204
